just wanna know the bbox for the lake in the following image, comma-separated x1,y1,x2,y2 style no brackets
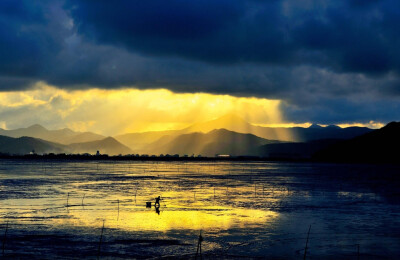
0,160,399,259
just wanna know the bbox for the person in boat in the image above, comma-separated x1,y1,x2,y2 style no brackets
155,196,161,207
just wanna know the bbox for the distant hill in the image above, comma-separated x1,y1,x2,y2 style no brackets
180,114,372,142
114,130,177,153
289,125,372,142
313,122,400,163
68,137,133,155
0,135,66,155
0,124,104,144
145,129,279,156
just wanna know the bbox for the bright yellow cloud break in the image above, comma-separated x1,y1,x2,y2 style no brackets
0,82,286,135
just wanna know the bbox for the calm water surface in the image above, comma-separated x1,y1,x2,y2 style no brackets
0,160,399,259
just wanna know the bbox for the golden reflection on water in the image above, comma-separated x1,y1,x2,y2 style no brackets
1,188,281,233
0,162,285,233
52,186,279,232
59,206,278,232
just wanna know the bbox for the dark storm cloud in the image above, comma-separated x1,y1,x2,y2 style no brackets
0,0,400,124
0,0,49,77
0,0,72,88
281,97,400,125
66,0,400,74
1,0,400,86
66,0,290,64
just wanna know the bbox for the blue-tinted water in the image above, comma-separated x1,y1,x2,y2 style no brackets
0,160,399,259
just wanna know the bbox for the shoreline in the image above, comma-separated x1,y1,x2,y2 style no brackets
0,153,309,162
0,154,397,165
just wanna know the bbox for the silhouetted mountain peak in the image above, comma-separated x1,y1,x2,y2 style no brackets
102,137,119,143
59,127,75,134
183,113,253,134
208,128,231,134
326,125,341,129
309,124,323,129
27,124,47,131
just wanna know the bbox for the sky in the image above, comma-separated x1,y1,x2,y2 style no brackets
0,0,399,135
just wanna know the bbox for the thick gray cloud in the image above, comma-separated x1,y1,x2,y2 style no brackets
0,0,399,124
65,0,400,74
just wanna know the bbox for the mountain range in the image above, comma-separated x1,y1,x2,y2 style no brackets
114,114,372,153
0,114,384,158
115,114,372,150
177,114,369,142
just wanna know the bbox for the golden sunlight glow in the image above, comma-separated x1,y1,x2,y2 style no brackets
337,121,384,129
0,82,381,136
254,122,312,128
0,82,286,135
